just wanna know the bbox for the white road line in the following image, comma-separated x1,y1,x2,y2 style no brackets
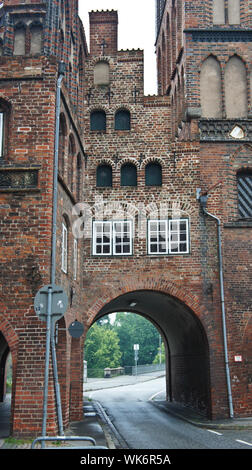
148,390,165,401
207,429,223,436
236,439,252,447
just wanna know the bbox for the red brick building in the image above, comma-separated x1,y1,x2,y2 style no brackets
0,0,251,438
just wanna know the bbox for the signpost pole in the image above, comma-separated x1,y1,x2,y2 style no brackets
134,344,139,378
51,323,64,436
41,286,52,449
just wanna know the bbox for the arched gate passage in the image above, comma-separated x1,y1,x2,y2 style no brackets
0,332,10,403
90,290,211,418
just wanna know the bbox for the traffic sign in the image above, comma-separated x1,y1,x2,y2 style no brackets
68,320,84,338
34,284,68,322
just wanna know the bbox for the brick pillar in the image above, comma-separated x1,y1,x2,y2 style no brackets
69,337,83,422
89,10,118,56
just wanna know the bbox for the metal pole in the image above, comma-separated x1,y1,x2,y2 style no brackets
51,325,64,435
51,64,65,284
49,63,65,436
135,350,138,378
201,205,234,419
159,335,162,365
41,286,53,449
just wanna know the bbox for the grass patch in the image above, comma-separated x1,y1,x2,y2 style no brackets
5,436,33,446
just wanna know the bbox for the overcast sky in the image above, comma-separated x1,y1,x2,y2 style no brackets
78,0,157,95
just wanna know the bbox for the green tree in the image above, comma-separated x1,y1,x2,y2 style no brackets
114,313,160,367
84,323,121,372
153,341,165,364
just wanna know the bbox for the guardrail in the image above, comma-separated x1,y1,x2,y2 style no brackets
104,367,125,378
84,363,165,380
31,436,108,450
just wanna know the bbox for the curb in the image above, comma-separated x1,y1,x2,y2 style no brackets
151,401,252,431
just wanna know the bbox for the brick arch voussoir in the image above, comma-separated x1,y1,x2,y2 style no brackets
86,279,205,327
0,317,19,353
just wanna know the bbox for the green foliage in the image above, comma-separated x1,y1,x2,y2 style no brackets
84,313,161,371
84,323,121,370
114,313,160,367
153,341,165,364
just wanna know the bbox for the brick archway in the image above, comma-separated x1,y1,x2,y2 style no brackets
0,318,19,435
86,280,206,327
85,283,212,418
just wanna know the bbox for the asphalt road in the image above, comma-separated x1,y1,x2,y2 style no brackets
88,376,252,450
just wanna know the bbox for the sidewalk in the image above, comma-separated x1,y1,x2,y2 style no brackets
151,394,252,431
84,370,166,392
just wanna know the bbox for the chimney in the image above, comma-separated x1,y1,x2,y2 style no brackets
89,10,118,56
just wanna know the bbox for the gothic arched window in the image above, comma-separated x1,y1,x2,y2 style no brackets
14,24,26,55
30,24,43,54
200,56,222,118
225,56,247,119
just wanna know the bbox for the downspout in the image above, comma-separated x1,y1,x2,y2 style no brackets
51,61,65,284
42,62,65,447
50,62,66,436
198,190,234,419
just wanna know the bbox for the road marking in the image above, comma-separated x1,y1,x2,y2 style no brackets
148,390,165,401
236,439,252,447
207,430,223,436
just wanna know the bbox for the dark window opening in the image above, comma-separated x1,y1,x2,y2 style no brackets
90,110,106,132
121,163,137,187
145,162,162,186
97,164,112,187
115,109,131,131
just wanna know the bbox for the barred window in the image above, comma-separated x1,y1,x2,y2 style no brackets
148,219,189,255
237,172,252,218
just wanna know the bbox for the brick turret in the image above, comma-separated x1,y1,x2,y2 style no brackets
89,10,118,56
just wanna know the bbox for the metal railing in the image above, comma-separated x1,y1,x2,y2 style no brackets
31,436,108,450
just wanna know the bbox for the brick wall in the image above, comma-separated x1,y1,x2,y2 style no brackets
0,0,251,438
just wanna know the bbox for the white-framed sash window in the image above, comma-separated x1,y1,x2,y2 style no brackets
113,221,133,255
93,221,112,256
169,219,189,254
148,218,189,255
148,220,168,255
61,222,68,273
73,238,78,280
93,220,133,256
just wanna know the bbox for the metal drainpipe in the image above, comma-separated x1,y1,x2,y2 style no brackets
50,62,65,436
199,193,234,419
51,61,65,284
